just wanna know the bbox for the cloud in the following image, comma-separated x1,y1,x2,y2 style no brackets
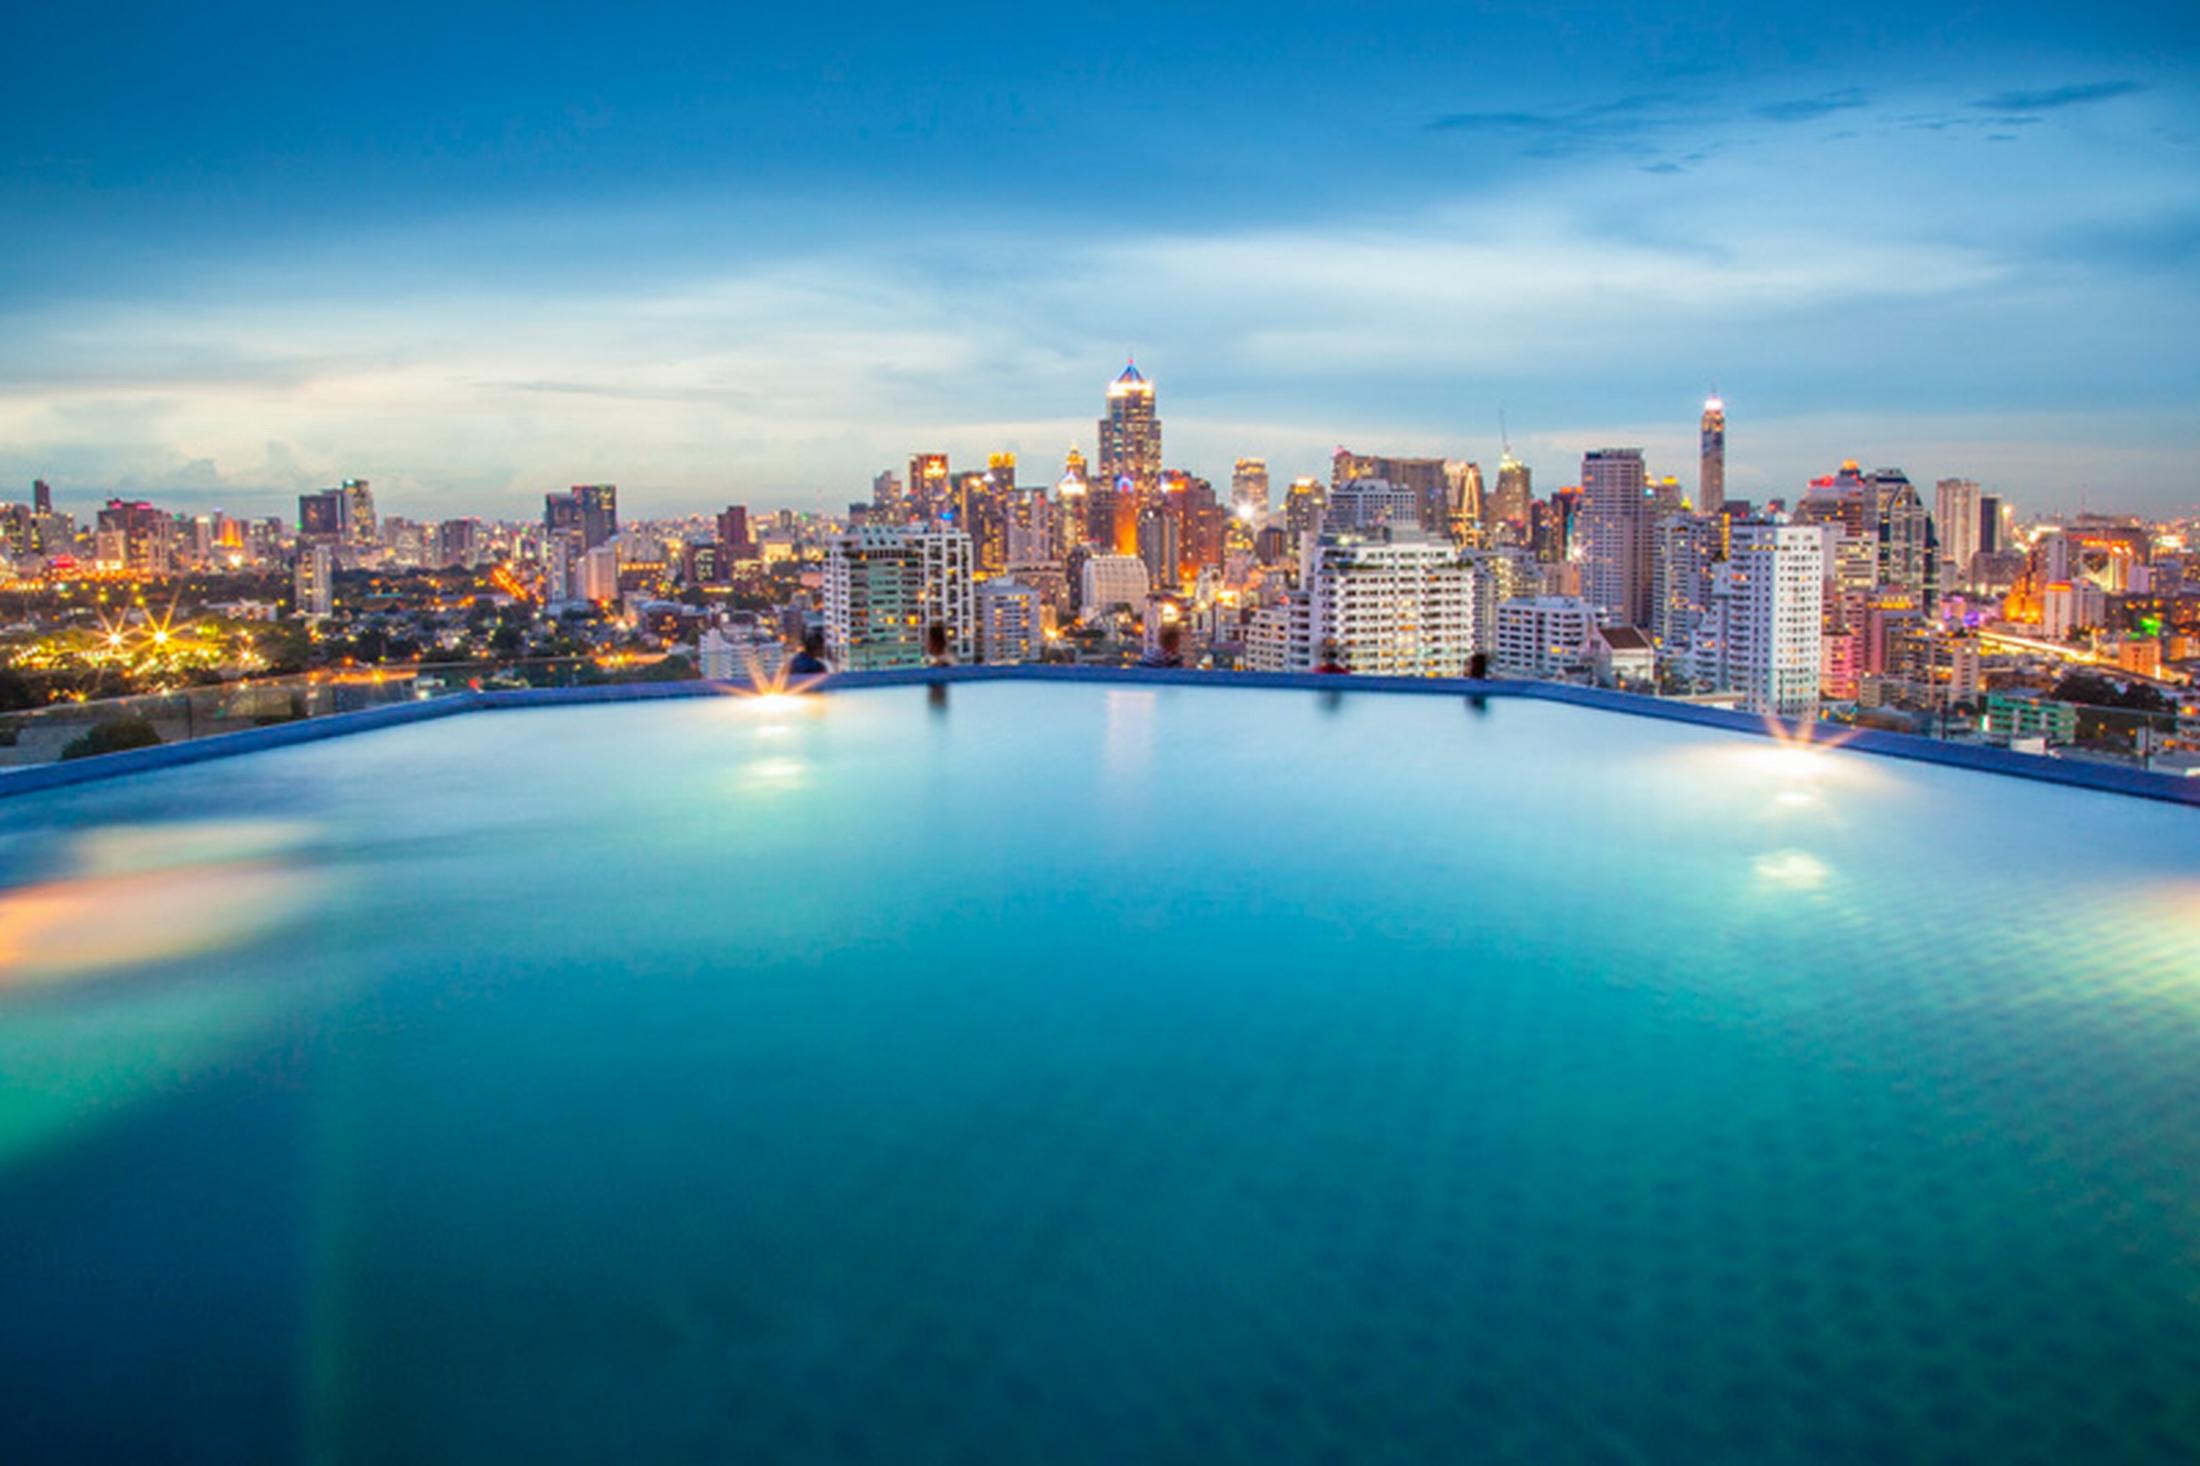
1753,89,1870,123
1423,96,1681,157
1969,80,2145,112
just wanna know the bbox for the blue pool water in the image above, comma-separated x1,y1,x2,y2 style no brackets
2,682,2196,1463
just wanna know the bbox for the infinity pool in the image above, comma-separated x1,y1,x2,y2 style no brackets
3,682,2196,1462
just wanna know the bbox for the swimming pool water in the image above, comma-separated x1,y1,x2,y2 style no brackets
3,682,2197,1462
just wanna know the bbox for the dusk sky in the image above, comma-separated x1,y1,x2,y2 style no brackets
5,0,2197,519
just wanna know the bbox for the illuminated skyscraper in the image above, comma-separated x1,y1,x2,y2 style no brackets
1490,452,1533,528
1445,461,1483,542
1580,448,1652,628
294,541,334,618
342,479,377,549
1699,397,1726,514
1231,458,1270,517
909,453,951,521
1096,362,1161,504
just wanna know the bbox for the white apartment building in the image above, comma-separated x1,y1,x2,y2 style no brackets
1080,552,1150,620
1303,530,1470,676
1700,520,1823,720
824,525,974,669
978,578,1044,664
1493,596,1597,681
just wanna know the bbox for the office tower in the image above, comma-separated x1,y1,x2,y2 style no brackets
1792,463,1876,593
1004,489,1052,566
1494,596,1597,680
907,454,951,521
978,579,1044,664
718,505,755,560
1445,461,1483,542
1866,468,1931,603
1460,547,1543,655
341,479,377,549
1054,458,1090,557
1580,448,1652,628
32,479,51,515
574,485,618,549
1934,479,1981,595
1702,520,1822,720
295,541,334,618
1232,458,1270,518
1529,488,1580,564
1079,552,1151,619
299,489,345,540
438,519,481,569
1490,452,1533,528
1098,362,1162,506
1302,527,1471,676
823,525,973,669
871,470,904,517
1137,500,1181,590
1977,494,2005,555
1283,477,1325,549
1699,397,1726,514
579,544,620,603
97,498,166,572
544,490,584,537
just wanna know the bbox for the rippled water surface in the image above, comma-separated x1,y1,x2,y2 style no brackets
3,684,2197,1463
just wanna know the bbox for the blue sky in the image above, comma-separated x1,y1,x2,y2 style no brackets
4,0,2197,518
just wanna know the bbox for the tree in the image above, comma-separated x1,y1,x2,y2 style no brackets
60,715,163,760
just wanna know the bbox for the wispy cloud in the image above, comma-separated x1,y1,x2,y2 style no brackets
1752,89,1870,123
1969,80,2145,112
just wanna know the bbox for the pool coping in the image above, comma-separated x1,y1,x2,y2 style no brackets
2,665,2194,807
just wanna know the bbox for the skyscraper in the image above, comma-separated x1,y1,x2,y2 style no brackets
1490,452,1533,528
1699,397,1726,514
1445,461,1483,542
1096,363,1160,506
909,453,951,521
717,505,755,560
823,524,974,669
341,479,377,549
1231,458,1270,517
1934,478,1980,594
32,479,51,515
574,484,617,549
1580,448,1652,628
1702,520,1822,720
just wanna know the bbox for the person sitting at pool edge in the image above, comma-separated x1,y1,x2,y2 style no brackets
788,629,830,675
924,622,953,667
1314,639,1348,674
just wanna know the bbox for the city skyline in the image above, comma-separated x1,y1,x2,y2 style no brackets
4,3,2197,517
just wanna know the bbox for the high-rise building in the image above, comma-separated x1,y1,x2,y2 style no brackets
1866,469,1931,604
32,479,52,515
822,525,974,669
1445,461,1483,542
1283,477,1325,550
1301,528,1471,676
579,544,620,603
1935,478,1981,595
1699,397,1726,514
1079,553,1150,619
1580,448,1652,628
575,484,617,549
295,541,334,618
718,505,755,561
871,470,904,517
977,579,1044,664
1494,597,1597,680
1490,452,1533,528
1097,363,1161,506
1702,520,1822,720
341,479,377,549
1231,458,1270,518
1332,450,1450,537
1651,512,1723,657
909,454,951,521
1322,479,1421,534
299,489,345,540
